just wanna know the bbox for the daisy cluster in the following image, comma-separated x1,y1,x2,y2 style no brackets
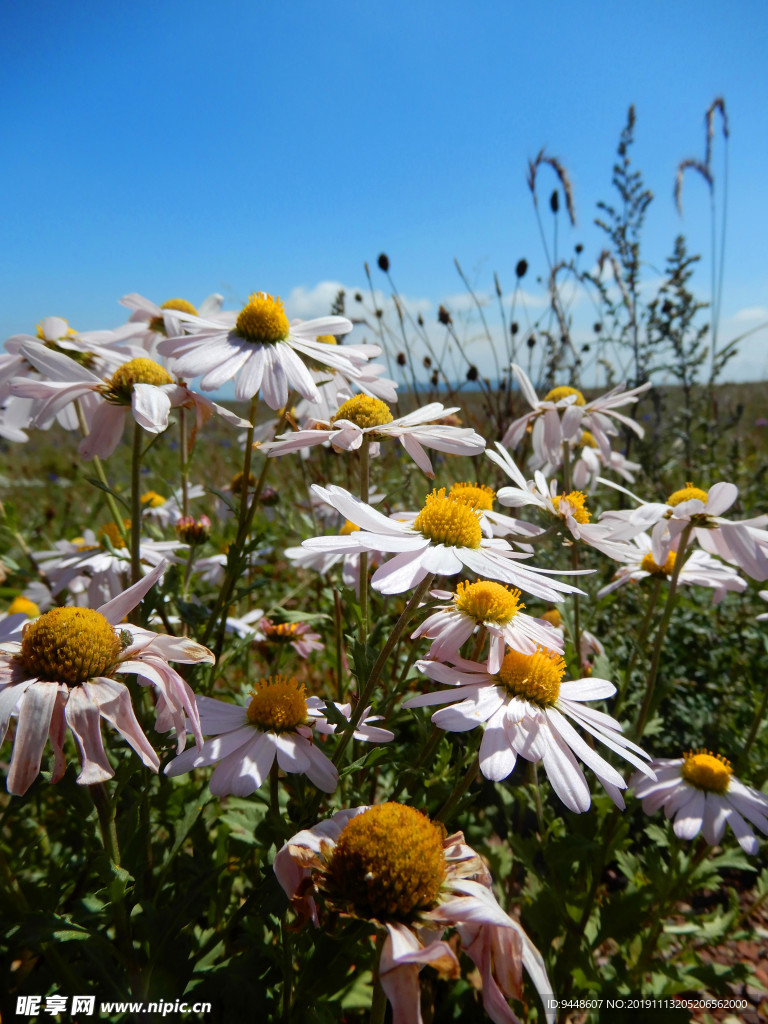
2,287,767,1021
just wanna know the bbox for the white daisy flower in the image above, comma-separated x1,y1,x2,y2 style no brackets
596,533,747,601
313,703,395,744
598,479,768,581
157,291,379,409
118,292,225,358
34,524,184,607
274,803,553,1024
487,443,630,558
0,561,212,796
502,363,650,465
164,681,338,795
304,484,590,602
404,649,654,813
411,580,563,673
632,751,768,854
10,344,249,460
263,396,485,479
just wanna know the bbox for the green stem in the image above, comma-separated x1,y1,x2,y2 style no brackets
332,574,435,770
75,400,129,545
270,760,280,819
179,407,189,517
613,576,663,719
130,421,143,588
737,666,768,774
632,523,694,740
435,753,480,823
359,438,371,641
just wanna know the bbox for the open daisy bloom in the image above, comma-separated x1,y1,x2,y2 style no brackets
157,291,380,408
164,680,338,795
304,484,589,602
411,580,564,673
263,395,486,479
274,803,553,1024
632,751,768,854
598,479,768,581
405,649,653,812
501,363,649,466
10,344,248,460
0,562,212,796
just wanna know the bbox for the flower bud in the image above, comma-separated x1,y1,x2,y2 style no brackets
176,515,211,544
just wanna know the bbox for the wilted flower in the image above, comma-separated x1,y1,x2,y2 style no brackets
274,803,553,1024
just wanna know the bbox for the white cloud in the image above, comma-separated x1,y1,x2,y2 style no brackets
732,305,768,322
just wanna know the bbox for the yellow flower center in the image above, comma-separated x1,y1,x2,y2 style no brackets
496,647,565,707
454,580,523,624
234,292,290,344
315,333,338,345
551,490,591,524
20,607,121,686
246,676,308,732
543,385,585,405
262,622,303,644
141,490,167,508
331,395,394,429
681,750,732,794
339,520,361,536
326,803,446,922
98,521,130,550
541,608,562,628
413,489,482,549
580,430,598,448
667,482,708,507
640,551,677,576
161,298,198,316
7,596,40,618
149,298,198,334
449,481,496,511
107,358,173,402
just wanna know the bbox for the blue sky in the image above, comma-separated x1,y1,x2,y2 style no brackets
2,0,767,384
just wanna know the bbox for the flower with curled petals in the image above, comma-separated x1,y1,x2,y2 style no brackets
263,396,485,479
274,802,553,1024
404,650,653,812
598,478,768,581
632,751,768,854
303,484,589,602
157,291,380,409
164,681,338,796
0,561,211,796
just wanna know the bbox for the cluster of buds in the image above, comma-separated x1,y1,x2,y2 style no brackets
175,515,211,545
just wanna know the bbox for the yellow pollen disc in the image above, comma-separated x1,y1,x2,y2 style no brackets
326,803,446,922
640,551,676,576
449,481,496,511
263,622,302,643
98,520,130,550
141,490,166,508
580,430,598,448
107,358,173,402
541,608,562,628
332,395,394,429
681,750,732,793
413,489,482,549
497,647,565,707
246,676,308,732
7,596,40,618
235,292,290,344
544,385,585,405
20,607,121,686
454,580,523,624
161,298,198,316
339,520,361,536
667,482,708,506
315,333,338,345
551,491,591,524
